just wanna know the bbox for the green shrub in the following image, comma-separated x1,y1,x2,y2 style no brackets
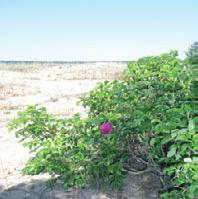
8,51,198,198
8,106,126,188
186,41,198,65
81,51,197,197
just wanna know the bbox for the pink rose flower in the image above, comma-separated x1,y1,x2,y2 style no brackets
99,122,112,135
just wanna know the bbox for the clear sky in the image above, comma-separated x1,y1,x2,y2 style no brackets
0,0,197,61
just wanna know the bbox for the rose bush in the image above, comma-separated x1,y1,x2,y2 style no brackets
8,51,197,198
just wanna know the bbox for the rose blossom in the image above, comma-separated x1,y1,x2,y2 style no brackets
99,122,112,135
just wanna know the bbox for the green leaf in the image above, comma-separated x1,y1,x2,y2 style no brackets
167,145,177,158
161,134,172,144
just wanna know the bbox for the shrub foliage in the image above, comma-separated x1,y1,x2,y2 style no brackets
8,51,198,198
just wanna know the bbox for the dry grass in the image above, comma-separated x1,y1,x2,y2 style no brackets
3,106,20,110
0,62,127,122
55,68,125,80
0,63,52,72
0,84,24,100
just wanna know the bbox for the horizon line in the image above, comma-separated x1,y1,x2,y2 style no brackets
0,60,129,63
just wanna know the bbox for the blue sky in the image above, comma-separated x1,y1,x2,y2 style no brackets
0,0,197,61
